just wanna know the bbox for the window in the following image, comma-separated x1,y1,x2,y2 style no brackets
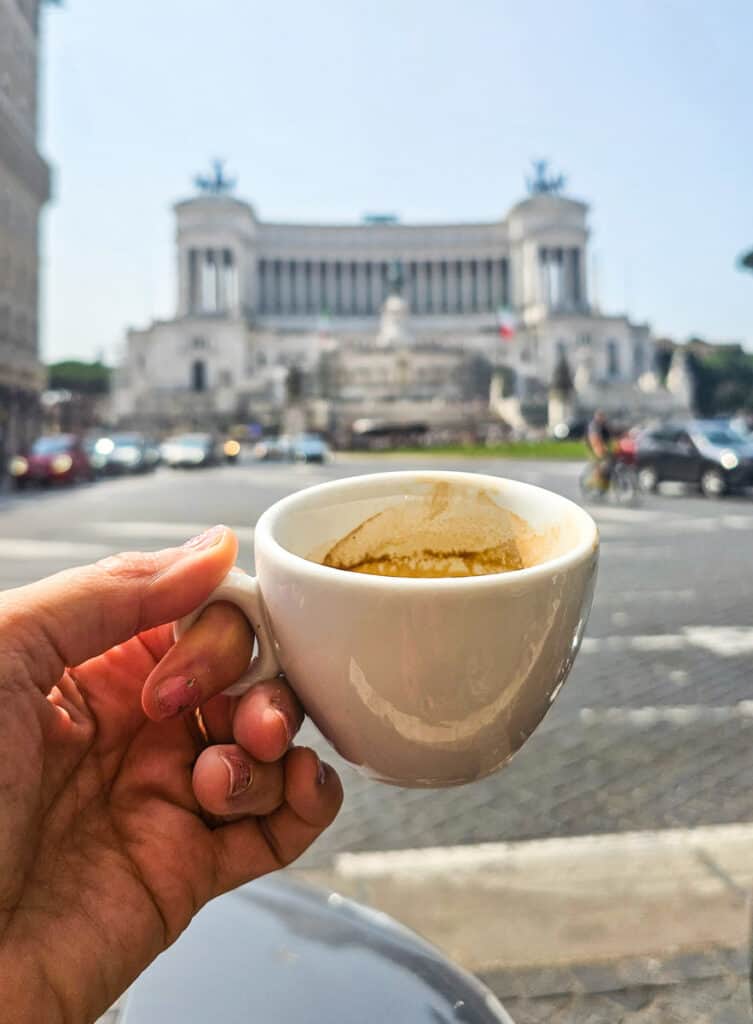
193,337,207,350
606,339,620,378
633,340,645,377
191,359,206,392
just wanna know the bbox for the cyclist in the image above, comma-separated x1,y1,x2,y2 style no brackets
586,409,614,492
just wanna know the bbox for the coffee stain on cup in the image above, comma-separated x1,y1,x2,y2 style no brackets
320,481,553,579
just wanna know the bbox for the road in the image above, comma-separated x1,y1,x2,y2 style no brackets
2,455,753,869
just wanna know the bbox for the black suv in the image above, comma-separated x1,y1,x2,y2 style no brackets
636,420,753,497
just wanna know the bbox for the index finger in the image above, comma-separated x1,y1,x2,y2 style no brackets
142,601,254,720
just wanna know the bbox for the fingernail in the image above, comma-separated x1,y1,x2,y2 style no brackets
183,524,225,551
154,675,200,718
316,755,327,786
272,708,292,748
220,753,254,798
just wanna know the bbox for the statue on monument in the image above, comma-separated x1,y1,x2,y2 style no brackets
194,159,237,195
376,260,412,348
526,159,566,196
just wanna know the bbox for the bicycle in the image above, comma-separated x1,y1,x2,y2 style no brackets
579,457,639,505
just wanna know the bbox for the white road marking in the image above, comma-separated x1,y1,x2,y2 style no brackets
590,507,660,523
669,669,690,685
88,522,255,543
582,625,753,657
580,703,753,726
333,822,753,878
722,514,753,529
0,538,111,559
684,625,753,657
602,589,696,604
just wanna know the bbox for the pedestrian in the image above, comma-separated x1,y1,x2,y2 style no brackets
0,524,343,1024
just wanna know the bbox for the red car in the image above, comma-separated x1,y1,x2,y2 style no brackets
8,434,93,489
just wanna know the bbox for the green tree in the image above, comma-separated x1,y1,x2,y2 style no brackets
47,360,111,395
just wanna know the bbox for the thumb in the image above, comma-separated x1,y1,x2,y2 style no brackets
0,525,238,685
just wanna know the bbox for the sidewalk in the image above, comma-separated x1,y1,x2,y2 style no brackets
295,823,753,1023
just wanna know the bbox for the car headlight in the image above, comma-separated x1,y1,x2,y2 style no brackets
720,450,739,470
51,454,73,474
8,456,28,476
224,439,241,457
95,437,115,456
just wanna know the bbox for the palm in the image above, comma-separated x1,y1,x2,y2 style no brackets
0,540,342,1024
8,626,228,1015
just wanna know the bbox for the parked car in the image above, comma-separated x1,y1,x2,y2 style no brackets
118,875,514,1024
635,420,753,497
160,433,220,468
7,434,92,489
90,433,161,475
292,433,331,463
253,435,293,461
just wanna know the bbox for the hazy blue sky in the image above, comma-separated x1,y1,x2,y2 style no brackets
40,0,752,363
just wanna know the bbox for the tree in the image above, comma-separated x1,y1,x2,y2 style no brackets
47,360,110,395
682,344,753,415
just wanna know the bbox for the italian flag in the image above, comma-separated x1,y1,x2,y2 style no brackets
497,307,516,340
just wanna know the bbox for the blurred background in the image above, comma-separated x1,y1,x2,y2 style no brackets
2,2,753,1021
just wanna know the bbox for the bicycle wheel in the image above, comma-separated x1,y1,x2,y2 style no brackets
612,464,639,505
579,464,604,501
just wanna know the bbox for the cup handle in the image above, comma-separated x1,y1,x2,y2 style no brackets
173,567,281,696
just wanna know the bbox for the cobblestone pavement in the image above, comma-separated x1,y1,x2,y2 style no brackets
3,456,753,869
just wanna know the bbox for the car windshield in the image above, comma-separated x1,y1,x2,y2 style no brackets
695,426,746,447
112,434,142,447
31,437,72,455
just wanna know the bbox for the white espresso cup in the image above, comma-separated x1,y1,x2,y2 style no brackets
176,471,598,787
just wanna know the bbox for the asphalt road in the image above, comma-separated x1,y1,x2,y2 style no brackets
3,454,753,869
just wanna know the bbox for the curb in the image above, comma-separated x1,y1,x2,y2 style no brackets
293,823,753,988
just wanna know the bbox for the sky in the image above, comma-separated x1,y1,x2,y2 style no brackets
39,0,753,364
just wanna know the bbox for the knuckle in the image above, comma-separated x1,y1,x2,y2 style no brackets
96,550,162,582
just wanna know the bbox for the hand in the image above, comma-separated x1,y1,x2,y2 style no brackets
0,526,343,1024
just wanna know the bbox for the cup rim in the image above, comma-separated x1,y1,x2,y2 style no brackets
254,470,599,588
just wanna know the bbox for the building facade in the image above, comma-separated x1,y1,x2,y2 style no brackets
0,0,51,465
113,167,654,434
